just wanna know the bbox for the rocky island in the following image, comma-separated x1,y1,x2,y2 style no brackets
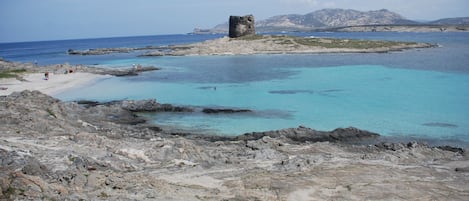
142,34,434,56
66,34,434,57
67,15,435,57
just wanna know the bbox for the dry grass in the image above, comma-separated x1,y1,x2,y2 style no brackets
233,34,418,49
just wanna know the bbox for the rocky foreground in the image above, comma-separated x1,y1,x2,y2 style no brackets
1,90,468,200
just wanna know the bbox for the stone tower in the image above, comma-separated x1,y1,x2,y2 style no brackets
229,15,255,38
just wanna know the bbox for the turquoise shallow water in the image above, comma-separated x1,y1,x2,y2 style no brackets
57,64,469,145
5,32,465,145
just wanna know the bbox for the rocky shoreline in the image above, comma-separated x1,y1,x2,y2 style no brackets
144,35,435,56
1,90,468,200
1,60,161,96
66,35,435,57
67,46,164,56
0,59,160,77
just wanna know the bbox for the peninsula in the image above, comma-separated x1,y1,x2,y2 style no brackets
69,15,434,57
67,34,434,57
143,35,434,56
0,59,159,96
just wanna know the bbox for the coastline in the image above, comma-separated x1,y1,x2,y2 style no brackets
0,60,159,96
65,35,435,57
1,45,468,200
1,90,467,200
154,35,434,56
0,72,110,96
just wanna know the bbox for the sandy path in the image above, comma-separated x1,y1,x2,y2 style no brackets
0,72,110,96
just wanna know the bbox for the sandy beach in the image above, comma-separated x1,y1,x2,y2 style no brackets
0,72,110,96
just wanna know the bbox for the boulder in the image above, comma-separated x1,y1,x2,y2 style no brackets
229,15,256,38
437,145,465,154
121,99,160,112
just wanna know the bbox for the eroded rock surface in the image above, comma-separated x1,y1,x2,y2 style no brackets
1,91,468,200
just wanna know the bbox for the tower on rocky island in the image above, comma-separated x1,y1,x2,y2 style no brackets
229,15,256,38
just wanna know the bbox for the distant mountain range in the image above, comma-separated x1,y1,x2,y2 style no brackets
430,17,469,25
193,9,469,34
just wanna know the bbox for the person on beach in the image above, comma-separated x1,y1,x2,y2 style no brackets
44,72,49,80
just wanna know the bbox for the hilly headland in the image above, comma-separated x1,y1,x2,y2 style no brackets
193,9,469,34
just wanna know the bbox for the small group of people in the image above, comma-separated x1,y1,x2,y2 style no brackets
44,68,75,80
64,69,74,74
132,64,143,71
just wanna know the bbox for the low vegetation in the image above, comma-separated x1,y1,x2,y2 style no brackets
234,34,418,49
293,37,417,49
0,69,27,78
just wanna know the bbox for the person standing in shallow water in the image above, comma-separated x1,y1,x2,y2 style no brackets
44,72,49,80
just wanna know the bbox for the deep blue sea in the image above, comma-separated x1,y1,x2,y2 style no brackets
1,32,469,147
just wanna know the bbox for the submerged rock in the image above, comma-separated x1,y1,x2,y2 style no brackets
120,99,160,112
202,108,252,114
115,99,192,112
238,126,380,143
437,145,465,154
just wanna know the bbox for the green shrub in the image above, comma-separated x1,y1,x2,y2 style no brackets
0,69,27,78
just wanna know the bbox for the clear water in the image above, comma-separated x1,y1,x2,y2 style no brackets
2,32,469,146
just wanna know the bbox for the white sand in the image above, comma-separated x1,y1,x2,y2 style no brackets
0,72,111,96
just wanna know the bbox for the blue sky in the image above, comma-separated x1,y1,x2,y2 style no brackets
1,0,468,42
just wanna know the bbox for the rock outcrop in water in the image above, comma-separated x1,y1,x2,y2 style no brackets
202,108,252,114
142,35,435,56
67,46,162,55
237,127,379,143
229,15,256,38
0,60,159,77
1,91,468,200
